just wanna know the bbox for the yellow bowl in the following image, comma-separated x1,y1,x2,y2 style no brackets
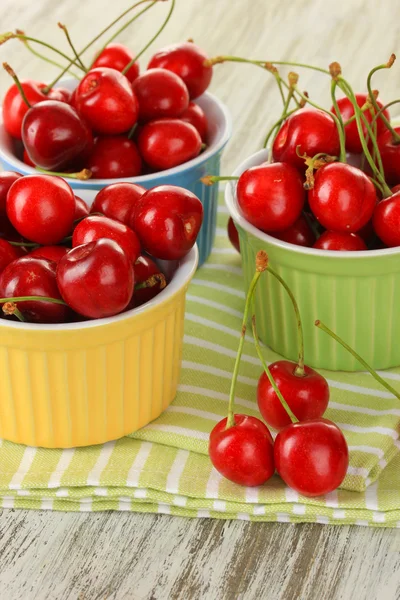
0,247,198,448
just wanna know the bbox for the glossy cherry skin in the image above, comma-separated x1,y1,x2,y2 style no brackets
373,192,400,247
257,361,330,431
209,414,275,487
2,80,47,139
29,245,69,264
0,171,22,215
48,86,72,103
23,148,36,167
137,119,202,171
180,101,208,141
87,136,142,179
72,215,141,263
331,93,389,154
308,163,377,233
377,127,400,186
6,175,76,245
0,239,22,273
22,100,94,171
91,43,140,83
272,214,316,247
133,68,189,122
57,239,134,318
131,255,165,308
272,109,340,170
274,418,349,497
237,163,305,232
313,230,367,251
0,257,68,323
134,185,203,260
74,196,90,220
148,41,212,99
227,217,240,252
74,67,139,135
91,182,146,226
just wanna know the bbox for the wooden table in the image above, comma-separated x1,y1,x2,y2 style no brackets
1,0,400,598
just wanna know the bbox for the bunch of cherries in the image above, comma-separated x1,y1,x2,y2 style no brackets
0,172,202,323
1,0,213,179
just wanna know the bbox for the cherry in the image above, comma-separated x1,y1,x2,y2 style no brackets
87,136,142,179
272,109,340,170
377,126,400,186
227,217,240,252
48,86,72,103
133,185,203,260
357,218,376,245
91,182,146,226
131,255,165,307
74,67,139,134
91,43,140,83
0,257,68,323
148,41,213,99
72,215,141,263
274,418,349,497
0,239,22,273
237,163,305,232
23,148,36,167
29,245,69,264
308,163,377,233
372,192,400,247
137,119,202,171
0,171,22,215
56,239,134,318
331,93,389,154
209,414,275,486
272,214,316,247
180,101,208,142
22,100,94,171
2,80,47,139
132,68,189,122
313,230,367,251
74,196,89,220
6,175,76,245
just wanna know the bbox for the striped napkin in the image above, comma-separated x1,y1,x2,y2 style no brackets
1,192,400,527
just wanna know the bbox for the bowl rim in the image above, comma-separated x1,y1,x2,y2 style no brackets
225,148,400,260
0,91,232,187
0,245,199,331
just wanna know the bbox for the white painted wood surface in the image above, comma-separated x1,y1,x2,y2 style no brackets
1,0,400,598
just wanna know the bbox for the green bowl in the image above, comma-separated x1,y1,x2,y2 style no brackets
225,149,400,372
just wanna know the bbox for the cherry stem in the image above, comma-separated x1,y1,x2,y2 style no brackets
135,273,167,290
0,296,67,306
2,63,31,107
200,175,239,186
263,107,299,149
35,167,92,181
331,80,345,137
252,308,299,423
10,33,85,72
206,55,330,76
315,320,400,401
15,30,80,79
58,23,87,72
367,55,400,144
122,0,175,73
2,302,26,321
226,250,268,429
6,240,38,248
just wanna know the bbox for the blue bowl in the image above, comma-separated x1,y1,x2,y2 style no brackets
0,81,232,266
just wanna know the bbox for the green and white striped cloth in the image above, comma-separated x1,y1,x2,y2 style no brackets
1,193,400,526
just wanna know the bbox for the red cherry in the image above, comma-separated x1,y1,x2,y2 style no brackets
272,214,316,247
377,127,400,186
313,230,367,251
237,163,305,232
272,109,340,170
332,93,389,154
227,217,240,252
134,185,203,260
308,163,377,233
180,101,208,141
0,238,22,273
209,414,275,487
91,182,146,225
373,192,400,246
137,119,201,171
132,68,189,122
56,239,134,318
87,136,142,179
274,418,349,497
74,196,89,220
257,361,330,431
0,257,68,323
72,215,140,263
91,43,140,83
2,80,47,139
6,175,76,245
0,171,22,215
131,255,165,307
29,245,69,264
74,67,139,134
48,87,72,103
148,41,213,99
22,100,94,171
23,148,36,167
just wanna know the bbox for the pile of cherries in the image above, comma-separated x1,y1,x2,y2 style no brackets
1,3,213,179
0,171,203,323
